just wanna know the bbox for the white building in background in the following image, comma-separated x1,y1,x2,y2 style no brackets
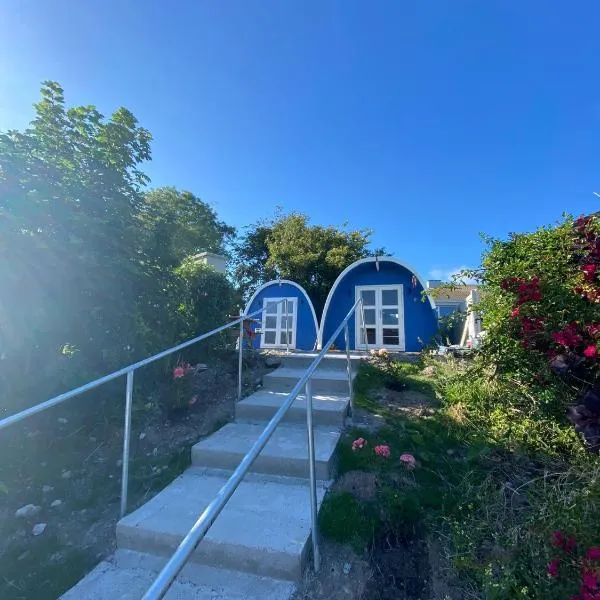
193,252,227,274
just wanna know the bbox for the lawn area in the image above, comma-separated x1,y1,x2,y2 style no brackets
319,355,600,600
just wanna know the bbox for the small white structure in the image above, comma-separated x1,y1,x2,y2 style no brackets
193,252,227,274
460,289,482,346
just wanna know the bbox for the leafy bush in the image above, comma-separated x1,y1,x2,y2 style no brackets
465,214,600,450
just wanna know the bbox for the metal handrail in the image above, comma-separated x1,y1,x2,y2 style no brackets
142,297,363,600
0,299,287,518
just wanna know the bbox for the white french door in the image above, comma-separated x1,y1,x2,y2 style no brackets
355,285,405,350
260,298,297,349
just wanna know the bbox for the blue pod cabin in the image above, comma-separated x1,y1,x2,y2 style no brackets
244,280,319,351
318,257,438,352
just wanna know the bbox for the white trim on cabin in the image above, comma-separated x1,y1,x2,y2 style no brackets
317,257,436,349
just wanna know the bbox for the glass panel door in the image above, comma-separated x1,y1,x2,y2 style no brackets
261,298,297,348
356,286,404,349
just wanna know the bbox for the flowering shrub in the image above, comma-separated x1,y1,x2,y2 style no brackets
352,437,368,451
466,213,600,451
399,453,417,469
546,530,600,599
171,362,197,411
374,444,391,458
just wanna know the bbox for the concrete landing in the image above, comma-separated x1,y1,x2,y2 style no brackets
117,469,327,581
274,352,363,371
190,421,340,479
61,550,295,599
263,367,355,394
236,390,349,426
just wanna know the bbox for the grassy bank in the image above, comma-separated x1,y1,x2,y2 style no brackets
319,356,600,599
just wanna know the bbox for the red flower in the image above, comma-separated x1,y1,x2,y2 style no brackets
553,323,583,348
583,264,597,282
173,366,185,379
551,530,565,548
547,557,560,578
582,570,599,591
510,306,520,318
587,547,600,561
584,345,598,358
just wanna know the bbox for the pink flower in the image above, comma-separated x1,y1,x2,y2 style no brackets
173,367,185,379
374,445,391,458
352,437,367,451
510,306,520,318
551,530,565,548
547,557,560,578
583,264,597,282
587,547,600,561
399,453,417,469
584,345,598,358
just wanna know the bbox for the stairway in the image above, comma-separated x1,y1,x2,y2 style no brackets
61,353,359,600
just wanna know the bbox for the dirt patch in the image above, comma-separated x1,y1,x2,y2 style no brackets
372,388,436,419
363,529,430,600
0,351,271,600
333,471,380,503
293,540,372,600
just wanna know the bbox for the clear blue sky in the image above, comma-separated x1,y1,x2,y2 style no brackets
1,1,598,281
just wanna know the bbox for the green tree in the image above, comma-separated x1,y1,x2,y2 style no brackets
137,187,234,267
233,212,376,314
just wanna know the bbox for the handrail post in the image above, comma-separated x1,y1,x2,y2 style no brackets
344,323,353,417
120,369,134,518
359,298,369,353
305,378,321,572
238,308,244,402
285,299,290,354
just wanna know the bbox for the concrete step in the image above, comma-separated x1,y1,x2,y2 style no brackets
263,367,355,394
116,469,327,581
61,549,296,599
191,422,340,480
236,390,349,427
274,352,363,372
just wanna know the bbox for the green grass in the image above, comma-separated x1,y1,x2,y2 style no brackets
319,356,600,599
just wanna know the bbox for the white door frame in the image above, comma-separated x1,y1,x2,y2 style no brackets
260,297,298,349
355,285,405,350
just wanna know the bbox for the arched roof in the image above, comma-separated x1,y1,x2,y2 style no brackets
317,257,436,348
244,279,319,334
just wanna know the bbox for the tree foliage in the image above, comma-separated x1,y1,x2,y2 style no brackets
0,82,236,411
233,212,376,313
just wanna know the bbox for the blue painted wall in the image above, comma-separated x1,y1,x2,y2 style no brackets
246,282,318,351
321,261,438,351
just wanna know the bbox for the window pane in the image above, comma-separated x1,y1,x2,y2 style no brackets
280,315,293,329
265,316,277,329
266,301,278,314
381,289,398,305
264,331,276,344
382,309,398,325
280,331,291,344
382,328,399,346
361,328,376,344
363,309,376,325
360,290,375,306
283,300,294,314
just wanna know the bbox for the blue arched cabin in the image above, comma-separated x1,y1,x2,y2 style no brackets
318,257,438,352
244,280,319,351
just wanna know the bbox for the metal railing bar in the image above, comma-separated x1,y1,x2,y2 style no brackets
142,297,362,600
120,370,134,517
305,377,320,572
0,306,267,432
